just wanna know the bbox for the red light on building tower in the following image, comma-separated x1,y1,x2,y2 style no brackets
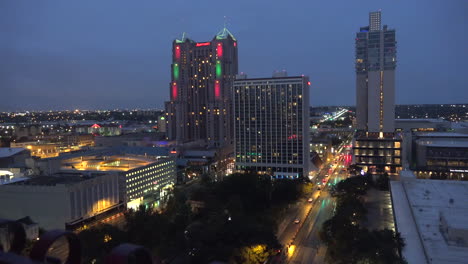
217,43,223,58
215,80,220,98
307,81,311,86
175,46,180,60
233,42,237,47
195,42,211,47
172,82,178,99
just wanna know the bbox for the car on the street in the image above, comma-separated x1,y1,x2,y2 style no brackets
308,198,313,203
294,219,300,224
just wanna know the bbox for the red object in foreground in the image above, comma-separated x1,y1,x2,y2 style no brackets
0,219,155,264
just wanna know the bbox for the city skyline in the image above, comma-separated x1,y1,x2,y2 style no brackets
1,0,467,111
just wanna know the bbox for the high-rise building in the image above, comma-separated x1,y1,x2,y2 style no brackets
356,10,396,133
165,28,238,147
233,74,310,179
353,11,401,176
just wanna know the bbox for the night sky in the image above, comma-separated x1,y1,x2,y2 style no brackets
1,0,467,111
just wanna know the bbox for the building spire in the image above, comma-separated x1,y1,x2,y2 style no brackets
216,17,236,41
175,32,187,43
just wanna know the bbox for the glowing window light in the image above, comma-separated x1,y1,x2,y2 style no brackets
173,63,179,80
172,82,177,99
175,46,180,59
215,80,221,98
196,42,210,47
217,43,223,58
216,61,222,78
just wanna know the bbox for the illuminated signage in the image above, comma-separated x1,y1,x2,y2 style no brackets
195,42,211,47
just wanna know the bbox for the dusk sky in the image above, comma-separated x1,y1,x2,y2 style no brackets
1,0,467,111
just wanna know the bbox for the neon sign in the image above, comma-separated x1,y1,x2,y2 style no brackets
196,42,211,47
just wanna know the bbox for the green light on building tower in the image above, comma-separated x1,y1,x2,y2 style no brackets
173,63,179,80
216,61,222,78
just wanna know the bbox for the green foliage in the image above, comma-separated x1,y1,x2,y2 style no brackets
334,176,370,197
301,182,314,196
79,173,302,263
186,173,281,263
320,177,405,264
271,179,302,205
78,224,127,264
232,244,274,264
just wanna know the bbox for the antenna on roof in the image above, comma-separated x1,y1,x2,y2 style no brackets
224,16,228,29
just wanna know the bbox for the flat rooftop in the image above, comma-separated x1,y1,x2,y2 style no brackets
415,132,468,138
6,172,107,186
391,179,468,264
396,118,449,123
0,148,26,158
61,154,159,172
416,138,468,148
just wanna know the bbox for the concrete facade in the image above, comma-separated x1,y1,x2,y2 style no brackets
0,173,119,230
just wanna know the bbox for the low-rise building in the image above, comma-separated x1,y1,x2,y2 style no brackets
74,124,121,136
10,142,60,158
391,176,468,264
0,148,30,168
412,132,468,180
395,119,452,168
60,154,176,209
353,132,402,176
0,172,120,230
310,137,332,163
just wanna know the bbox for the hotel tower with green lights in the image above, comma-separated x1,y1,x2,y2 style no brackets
165,28,238,147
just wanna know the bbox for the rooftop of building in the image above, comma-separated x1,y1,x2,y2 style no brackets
441,208,468,230
61,154,164,172
416,138,468,148
395,118,450,123
391,178,468,264
183,150,216,158
0,148,27,158
0,176,29,185
42,146,169,162
354,131,403,140
399,170,416,179
175,26,237,43
234,75,307,82
5,172,108,186
415,132,468,138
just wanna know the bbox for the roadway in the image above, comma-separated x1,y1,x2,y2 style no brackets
275,137,353,264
